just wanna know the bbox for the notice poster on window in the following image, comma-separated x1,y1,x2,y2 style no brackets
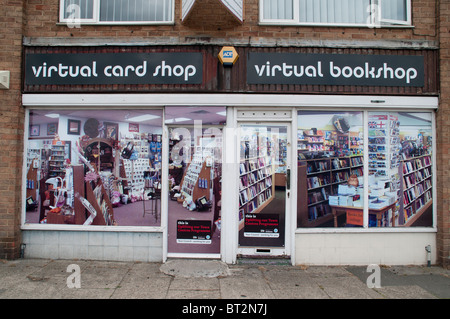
177,220,212,244
244,214,279,238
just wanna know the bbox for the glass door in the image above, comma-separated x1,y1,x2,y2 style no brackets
237,123,291,255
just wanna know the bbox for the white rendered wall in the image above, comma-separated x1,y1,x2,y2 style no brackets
295,232,436,266
22,230,163,262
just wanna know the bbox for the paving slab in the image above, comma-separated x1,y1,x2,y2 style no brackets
160,259,230,278
0,258,448,299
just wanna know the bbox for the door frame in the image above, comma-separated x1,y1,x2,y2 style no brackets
233,109,295,262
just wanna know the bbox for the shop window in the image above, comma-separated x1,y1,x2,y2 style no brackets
260,0,411,26
296,110,434,229
25,109,163,227
60,0,174,25
368,112,433,227
165,107,224,254
297,111,364,228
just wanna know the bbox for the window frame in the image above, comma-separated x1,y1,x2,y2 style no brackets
59,0,175,25
259,0,412,28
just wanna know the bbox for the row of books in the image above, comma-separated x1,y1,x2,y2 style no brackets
308,203,331,221
240,169,272,189
403,187,417,206
307,175,331,189
239,157,267,175
350,156,363,166
307,160,329,174
402,156,432,174
331,158,349,169
241,188,274,213
404,170,432,189
308,188,329,206
333,171,350,184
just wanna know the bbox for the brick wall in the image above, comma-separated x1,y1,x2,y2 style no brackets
0,0,25,259
438,0,450,268
23,0,437,43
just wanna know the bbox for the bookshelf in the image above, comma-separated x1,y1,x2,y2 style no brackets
297,155,363,227
400,154,433,226
239,154,275,229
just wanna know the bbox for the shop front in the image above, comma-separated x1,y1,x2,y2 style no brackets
21,45,439,265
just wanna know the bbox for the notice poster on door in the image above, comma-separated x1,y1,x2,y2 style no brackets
244,214,279,238
177,220,212,244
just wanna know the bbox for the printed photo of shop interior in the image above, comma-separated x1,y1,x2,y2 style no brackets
25,108,225,242
297,111,433,228
24,107,225,254
165,107,225,255
25,109,164,227
238,125,288,248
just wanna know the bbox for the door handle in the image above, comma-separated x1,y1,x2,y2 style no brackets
286,168,291,190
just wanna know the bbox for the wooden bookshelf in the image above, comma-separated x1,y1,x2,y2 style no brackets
238,155,275,229
400,154,433,226
297,155,363,227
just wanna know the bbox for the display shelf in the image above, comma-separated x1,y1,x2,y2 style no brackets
180,146,214,202
49,141,66,178
400,154,433,226
123,158,152,197
368,114,401,227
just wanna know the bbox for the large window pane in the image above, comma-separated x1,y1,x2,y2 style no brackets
380,0,407,22
261,0,410,26
63,0,94,19
368,112,433,227
262,0,294,20
297,111,364,228
25,109,163,227
298,0,370,24
99,0,173,22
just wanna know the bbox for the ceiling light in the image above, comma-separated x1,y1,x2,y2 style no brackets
45,113,60,118
165,117,192,124
127,114,161,122
174,117,191,122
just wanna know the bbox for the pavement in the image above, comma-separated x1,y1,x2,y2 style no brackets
0,258,449,300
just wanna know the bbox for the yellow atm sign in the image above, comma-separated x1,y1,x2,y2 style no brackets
218,46,239,66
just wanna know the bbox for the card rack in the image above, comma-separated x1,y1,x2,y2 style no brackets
180,147,214,201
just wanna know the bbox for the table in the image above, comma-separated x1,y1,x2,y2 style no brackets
329,202,397,227
143,187,161,220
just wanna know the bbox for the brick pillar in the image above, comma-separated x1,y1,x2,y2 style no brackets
0,0,25,259
438,0,450,268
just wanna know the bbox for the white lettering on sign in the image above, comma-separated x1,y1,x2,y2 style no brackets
32,62,98,78
29,60,197,82
330,62,418,84
152,61,197,81
253,60,418,84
